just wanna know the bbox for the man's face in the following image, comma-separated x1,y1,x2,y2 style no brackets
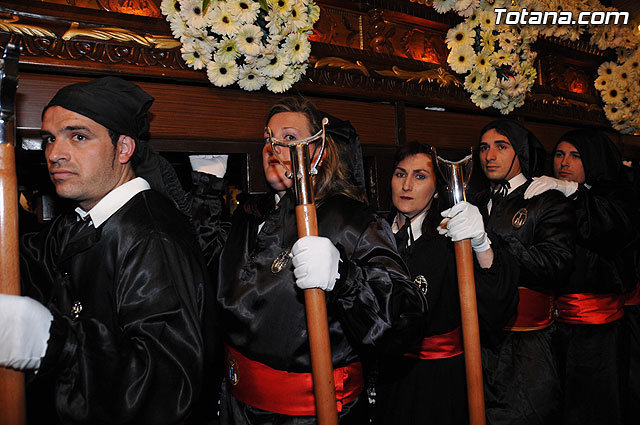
479,128,522,182
553,141,585,184
42,106,134,210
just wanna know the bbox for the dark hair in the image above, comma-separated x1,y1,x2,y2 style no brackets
107,128,120,147
389,141,444,237
266,96,366,204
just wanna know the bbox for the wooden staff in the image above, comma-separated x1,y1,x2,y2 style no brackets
436,152,486,425
289,139,338,425
0,40,26,425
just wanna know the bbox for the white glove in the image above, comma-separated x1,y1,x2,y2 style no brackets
291,236,340,291
523,176,578,199
0,294,53,371
189,155,228,178
438,201,491,253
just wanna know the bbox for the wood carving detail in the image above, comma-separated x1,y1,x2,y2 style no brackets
375,65,462,87
401,28,446,64
313,56,370,76
0,16,55,39
62,22,180,49
367,9,395,55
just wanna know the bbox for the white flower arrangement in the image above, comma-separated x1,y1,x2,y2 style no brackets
162,0,320,93
443,2,538,114
431,0,639,133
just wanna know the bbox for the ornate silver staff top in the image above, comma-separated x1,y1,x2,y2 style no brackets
434,148,474,206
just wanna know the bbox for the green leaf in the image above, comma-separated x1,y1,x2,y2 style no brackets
259,0,269,12
203,0,210,14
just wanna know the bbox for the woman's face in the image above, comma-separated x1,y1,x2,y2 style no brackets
391,153,437,217
263,111,313,193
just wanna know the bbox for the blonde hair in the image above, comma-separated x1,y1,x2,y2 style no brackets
266,97,366,204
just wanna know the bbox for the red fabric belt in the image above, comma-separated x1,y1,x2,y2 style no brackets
504,287,555,331
625,283,640,306
224,344,364,416
556,293,624,324
403,326,464,359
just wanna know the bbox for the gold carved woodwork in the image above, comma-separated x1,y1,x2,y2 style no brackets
368,9,395,55
0,16,55,38
61,22,180,49
401,28,446,64
312,56,370,77
528,93,601,112
375,66,462,87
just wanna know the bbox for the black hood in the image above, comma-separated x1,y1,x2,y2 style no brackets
480,119,546,179
555,129,621,185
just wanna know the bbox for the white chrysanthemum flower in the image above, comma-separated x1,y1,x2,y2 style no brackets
180,0,208,28
483,67,498,88
497,31,518,53
459,0,480,17
262,51,290,77
308,2,321,23
208,4,241,37
265,10,287,36
604,103,627,124
181,39,210,70
446,23,475,49
161,0,181,20
228,0,260,24
266,67,296,93
601,86,624,106
170,17,189,38
433,0,456,14
447,45,477,74
237,65,265,91
492,93,510,111
475,50,493,73
207,59,239,87
282,31,311,63
215,37,241,62
598,61,616,78
477,9,496,30
614,65,633,89
464,70,483,91
471,88,498,109
491,50,514,67
480,29,497,53
594,74,611,93
269,0,293,17
288,1,310,31
294,62,308,82
454,0,473,11
235,24,264,56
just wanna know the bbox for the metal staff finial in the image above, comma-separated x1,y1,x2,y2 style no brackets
434,148,473,206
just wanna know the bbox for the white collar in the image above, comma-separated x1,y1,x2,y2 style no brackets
392,209,427,246
494,173,527,195
75,177,150,228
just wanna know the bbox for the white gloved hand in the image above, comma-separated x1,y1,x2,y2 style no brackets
291,236,340,291
189,155,229,178
523,176,578,199
0,294,53,371
438,201,491,253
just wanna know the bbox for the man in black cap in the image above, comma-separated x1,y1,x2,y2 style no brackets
475,120,575,425
524,129,640,425
0,77,209,424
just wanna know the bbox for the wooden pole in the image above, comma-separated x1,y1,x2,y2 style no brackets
0,40,26,425
291,143,338,425
454,239,486,425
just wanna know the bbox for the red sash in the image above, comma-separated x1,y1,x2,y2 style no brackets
625,283,640,306
403,326,464,359
556,293,624,324
225,345,363,416
504,287,555,331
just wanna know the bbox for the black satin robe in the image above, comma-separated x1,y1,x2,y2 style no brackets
478,182,575,425
190,172,427,422
20,190,208,425
375,209,518,425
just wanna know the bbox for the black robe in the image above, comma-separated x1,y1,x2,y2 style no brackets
191,172,427,423
20,189,208,425
375,208,518,425
479,182,575,425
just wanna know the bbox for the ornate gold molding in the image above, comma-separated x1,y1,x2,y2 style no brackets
527,93,601,112
312,56,370,77
375,66,462,87
0,15,55,38
61,22,180,50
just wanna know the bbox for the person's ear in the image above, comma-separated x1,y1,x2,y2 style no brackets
117,135,136,164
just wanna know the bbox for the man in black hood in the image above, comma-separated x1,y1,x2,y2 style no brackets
476,119,575,425
524,128,640,425
0,77,210,424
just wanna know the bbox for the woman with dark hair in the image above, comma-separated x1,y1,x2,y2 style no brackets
189,97,427,424
524,128,640,425
374,141,518,425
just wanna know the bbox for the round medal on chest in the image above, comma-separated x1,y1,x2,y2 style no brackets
271,248,292,273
